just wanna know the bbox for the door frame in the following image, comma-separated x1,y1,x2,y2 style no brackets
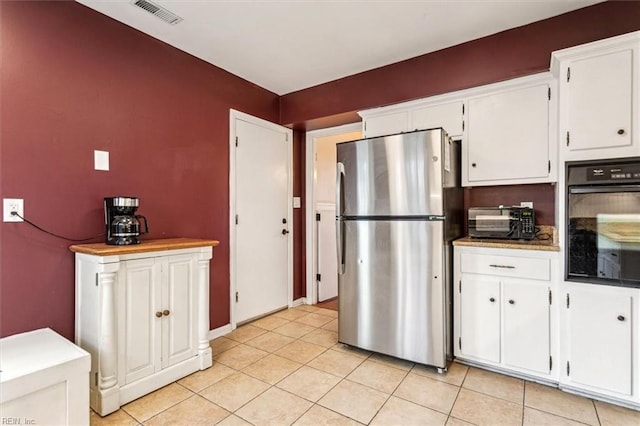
229,109,294,329
305,122,362,305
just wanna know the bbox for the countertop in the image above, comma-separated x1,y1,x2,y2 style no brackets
453,226,559,252
453,237,559,252
69,238,220,256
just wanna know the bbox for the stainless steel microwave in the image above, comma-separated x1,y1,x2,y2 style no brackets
468,206,535,240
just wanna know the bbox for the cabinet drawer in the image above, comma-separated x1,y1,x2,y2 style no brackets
460,252,550,281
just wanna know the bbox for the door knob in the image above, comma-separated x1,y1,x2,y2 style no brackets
163,310,170,316
155,312,163,318
282,229,290,235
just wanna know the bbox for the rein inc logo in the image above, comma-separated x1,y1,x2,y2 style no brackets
1,419,35,425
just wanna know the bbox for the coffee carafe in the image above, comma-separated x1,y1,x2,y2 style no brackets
104,196,149,245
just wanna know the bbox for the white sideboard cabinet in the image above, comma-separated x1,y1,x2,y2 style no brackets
552,31,640,161
71,238,218,416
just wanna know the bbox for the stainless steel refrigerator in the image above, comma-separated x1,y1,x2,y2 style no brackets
336,128,462,370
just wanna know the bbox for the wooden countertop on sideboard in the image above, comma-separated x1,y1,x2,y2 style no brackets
69,238,220,256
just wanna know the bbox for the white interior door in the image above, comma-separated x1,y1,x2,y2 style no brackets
233,112,291,324
311,128,362,303
317,203,337,302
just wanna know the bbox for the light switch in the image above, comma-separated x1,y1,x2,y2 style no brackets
293,197,301,208
94,150,109,171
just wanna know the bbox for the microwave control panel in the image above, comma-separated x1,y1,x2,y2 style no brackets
520,209,535,237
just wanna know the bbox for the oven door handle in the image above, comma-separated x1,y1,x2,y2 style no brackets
569,185,640,194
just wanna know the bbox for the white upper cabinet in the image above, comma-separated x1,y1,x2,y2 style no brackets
552,31,640,161
359,95,465,139
463,74,556,186
411,101,464,138
362,111,409,138
358,73,557,187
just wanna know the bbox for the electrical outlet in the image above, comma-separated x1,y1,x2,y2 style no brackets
3,198,24,222
520,201,534,209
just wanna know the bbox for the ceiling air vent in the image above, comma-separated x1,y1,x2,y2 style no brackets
132,0,183,25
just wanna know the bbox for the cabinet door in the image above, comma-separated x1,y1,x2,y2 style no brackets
566,288,632,395
564,49,633,153
411,101,464,137
503,281,550,374
467,84,549,183
162,254,198,368
363,112,409,138
120,258,162,384
459,276,501,363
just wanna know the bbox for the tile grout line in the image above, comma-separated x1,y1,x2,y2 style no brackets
214,310,344,424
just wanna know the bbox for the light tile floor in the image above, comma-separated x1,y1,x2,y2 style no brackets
91,305,640,425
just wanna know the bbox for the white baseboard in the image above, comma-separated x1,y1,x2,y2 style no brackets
290,298,307,307
207,323,233,341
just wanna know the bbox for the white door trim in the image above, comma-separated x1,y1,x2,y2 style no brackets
229,109,293,329
305,122,362,305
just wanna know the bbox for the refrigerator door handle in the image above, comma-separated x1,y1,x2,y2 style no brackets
336,162,346,274
336,162,345,217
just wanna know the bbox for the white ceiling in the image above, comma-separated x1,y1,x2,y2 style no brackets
76,0,604,95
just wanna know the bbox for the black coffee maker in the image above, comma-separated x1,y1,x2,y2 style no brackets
104,196,149,245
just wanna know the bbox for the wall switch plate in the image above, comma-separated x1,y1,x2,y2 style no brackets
3,198,24,222
94,150,109,171
520,201,534,209
293,197,301,208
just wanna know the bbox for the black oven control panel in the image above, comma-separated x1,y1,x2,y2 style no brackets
568,159,640,185
588,165,640,182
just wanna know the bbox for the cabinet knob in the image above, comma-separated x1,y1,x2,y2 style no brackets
508,299,515,305
489,297,495,303
163,310,171,316
155,311,163,318
617,315,625,322
472,163,477,168
617,129,625,135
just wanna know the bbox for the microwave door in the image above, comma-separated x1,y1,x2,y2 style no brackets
476,215,511,232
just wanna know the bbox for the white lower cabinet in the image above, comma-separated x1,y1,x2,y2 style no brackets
502,281,551,374
120,254,198,385
560,283,636,402
454,246,558,381
459,276,501,363
72,240,215,416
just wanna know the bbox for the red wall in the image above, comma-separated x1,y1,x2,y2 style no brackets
0,1,280,339
280,1,640,129
2,1,640,340
278,0,640,228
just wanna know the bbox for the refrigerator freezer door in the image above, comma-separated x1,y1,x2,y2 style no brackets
337,129,444,217
338,219,446,367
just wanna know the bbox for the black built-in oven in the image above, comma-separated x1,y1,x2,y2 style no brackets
566,158,640,288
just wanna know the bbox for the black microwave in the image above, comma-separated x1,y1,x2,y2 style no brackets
468,206,535,240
